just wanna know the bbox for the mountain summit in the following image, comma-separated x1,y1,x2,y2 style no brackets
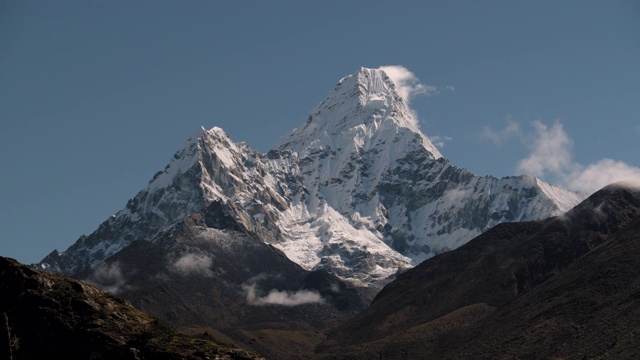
277,67,442,159
39,67,584,286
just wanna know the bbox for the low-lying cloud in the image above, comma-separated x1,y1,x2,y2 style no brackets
482,118,640,194
172,253,213,277
244,284,325,306
85,261,128,294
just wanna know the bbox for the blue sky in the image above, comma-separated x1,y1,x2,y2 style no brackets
1,0,639,264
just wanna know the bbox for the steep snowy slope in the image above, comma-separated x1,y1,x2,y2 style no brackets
40,127,298,275
39,67,584,286
273,68,583,270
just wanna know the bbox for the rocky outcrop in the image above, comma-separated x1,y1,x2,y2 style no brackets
0,256,261,360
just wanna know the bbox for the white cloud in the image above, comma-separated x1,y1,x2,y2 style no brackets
509,120,640,194
428,135,453,148
517,121,573,178
379,65,438,102
172,253,213,277
445,85,455,92
480,117,522,147
566,159,640,194
85,261,128,294
244,284,325,306
444,188,471,203
378,65,440,130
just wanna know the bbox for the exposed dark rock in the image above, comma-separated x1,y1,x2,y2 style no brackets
0,257,262,360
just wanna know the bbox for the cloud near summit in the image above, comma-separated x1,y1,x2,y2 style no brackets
379,65,437,102
378,65,443,135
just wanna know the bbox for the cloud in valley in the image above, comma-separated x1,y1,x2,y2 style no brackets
172,253,213,277
243,284,325,306
85,261,128,294
483,119,640,194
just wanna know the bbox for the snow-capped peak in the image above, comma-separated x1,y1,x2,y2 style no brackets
276,67,442,160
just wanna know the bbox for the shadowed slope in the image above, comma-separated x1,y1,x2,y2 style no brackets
0,257,260,360
319,183,640,359
77,203,375,359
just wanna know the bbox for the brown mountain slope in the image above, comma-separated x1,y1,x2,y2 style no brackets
318,182,640,359
77,204,374,359
0,256,261,360
449,215,640,359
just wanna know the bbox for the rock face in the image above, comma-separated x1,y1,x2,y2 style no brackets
319,182,640,359
0,256,261,360
39,67,583,286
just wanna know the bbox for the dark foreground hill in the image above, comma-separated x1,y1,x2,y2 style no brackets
0,256,261,360
318,182,640,359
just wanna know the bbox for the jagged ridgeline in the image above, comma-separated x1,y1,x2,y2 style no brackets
39,67,583,286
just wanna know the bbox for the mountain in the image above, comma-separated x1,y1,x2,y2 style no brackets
0,256,261,360
38,67,583,286
78,203,373,323
318,182,640,359
75,203,375,359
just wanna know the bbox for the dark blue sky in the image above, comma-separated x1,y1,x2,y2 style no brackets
1,0,639,264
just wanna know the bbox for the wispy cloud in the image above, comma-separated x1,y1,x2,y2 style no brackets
516,121,573,178
566,159,640,193
85,261,128,294
172,253,213,277
487,119,640,194
379,65,438,102
480,117,522,147
481,118,640,194
378,65,440,130
444,188,471,203
244,284,325,306
377,65,454,138
428,135,453,148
